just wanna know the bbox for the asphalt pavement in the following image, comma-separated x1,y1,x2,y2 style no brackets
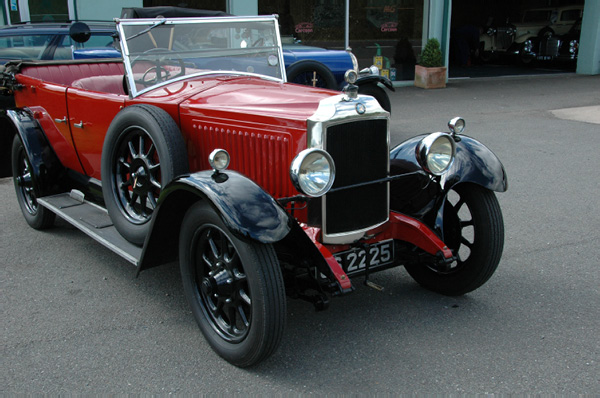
2,72,599,394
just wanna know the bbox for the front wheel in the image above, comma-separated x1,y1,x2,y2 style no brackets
405,184,504,296
519,42,536,65
179,201,286,367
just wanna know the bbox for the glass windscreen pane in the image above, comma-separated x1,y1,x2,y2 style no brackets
119,18,284,96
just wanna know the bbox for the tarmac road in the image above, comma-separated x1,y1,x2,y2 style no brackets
2,73,599,394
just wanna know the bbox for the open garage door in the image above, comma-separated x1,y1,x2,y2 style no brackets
449,0,585,78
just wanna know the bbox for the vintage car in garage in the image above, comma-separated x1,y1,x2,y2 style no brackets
479,5,583,64
1,15,507,367
520,18,581,65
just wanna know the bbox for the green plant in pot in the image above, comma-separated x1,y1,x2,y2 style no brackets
414,38,447,89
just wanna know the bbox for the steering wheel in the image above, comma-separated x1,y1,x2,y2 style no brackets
130,48,186,87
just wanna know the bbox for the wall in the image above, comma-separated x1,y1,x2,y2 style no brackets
577,0,600,75
75,0,142,21
0,0,143,25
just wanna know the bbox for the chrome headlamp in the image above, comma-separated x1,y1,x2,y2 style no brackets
416,133,456,176
448,117,465,135
569,40,578,53
209,149,230,172
290,148,335,197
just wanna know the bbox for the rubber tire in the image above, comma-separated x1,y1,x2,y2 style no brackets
286,60,338,89
102,104,188,246
358,84,392,113
405,184,504,296
179,201,286,367
519,43,536,66
11,135,55,229
479,51,493,63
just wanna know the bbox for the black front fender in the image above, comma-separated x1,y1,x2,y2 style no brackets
389,134,507,218
138,170,292,271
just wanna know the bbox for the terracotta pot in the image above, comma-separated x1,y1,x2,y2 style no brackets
414,65,447,89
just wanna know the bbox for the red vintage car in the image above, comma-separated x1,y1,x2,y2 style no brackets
1,15,507,367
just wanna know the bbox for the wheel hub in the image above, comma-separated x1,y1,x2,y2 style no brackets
130,159,151,194
204,266,236,298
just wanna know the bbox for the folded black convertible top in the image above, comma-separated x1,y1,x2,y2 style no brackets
120,6,231,19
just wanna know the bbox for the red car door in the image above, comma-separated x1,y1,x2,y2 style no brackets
66,88,125,180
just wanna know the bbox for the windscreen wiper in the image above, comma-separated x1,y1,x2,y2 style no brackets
126,19,167,41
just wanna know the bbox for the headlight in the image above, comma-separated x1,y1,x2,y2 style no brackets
569,40,578,53
486,27,495,36
448,117,465,135
290,149,335,197
209,149,230,171
416,133,456,176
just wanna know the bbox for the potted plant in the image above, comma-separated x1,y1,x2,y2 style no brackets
414,38,447,89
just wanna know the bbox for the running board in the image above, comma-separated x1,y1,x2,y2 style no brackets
37,191,142,266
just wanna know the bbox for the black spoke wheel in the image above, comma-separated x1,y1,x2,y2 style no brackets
286,60,337,89
102,105,188,245
11,135,55,229
179,201,286,367
405,184,504,296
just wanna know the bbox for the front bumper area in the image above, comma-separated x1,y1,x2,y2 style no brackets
303,211,455,292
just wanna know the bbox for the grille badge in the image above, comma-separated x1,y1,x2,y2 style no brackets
356,103,366,114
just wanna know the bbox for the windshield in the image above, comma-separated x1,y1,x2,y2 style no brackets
521,9,553,23
116,16,285,97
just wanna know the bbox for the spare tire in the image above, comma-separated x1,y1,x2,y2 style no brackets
286,60,338,89
101,104,189,246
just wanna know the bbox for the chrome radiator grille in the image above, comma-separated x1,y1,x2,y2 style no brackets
540,38,560,57
496,28,514,49
323,119,389,236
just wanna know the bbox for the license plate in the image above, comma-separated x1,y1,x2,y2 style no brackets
334,240,394,275
537,55,552,60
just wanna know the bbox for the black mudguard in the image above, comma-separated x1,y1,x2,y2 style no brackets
138,170,293,271
389,134,507,222
2,108,64,194
356,75,395,91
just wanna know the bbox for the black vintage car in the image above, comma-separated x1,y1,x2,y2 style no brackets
520,18,582,65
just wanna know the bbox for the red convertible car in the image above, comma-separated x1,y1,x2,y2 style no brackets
1,15,507,367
